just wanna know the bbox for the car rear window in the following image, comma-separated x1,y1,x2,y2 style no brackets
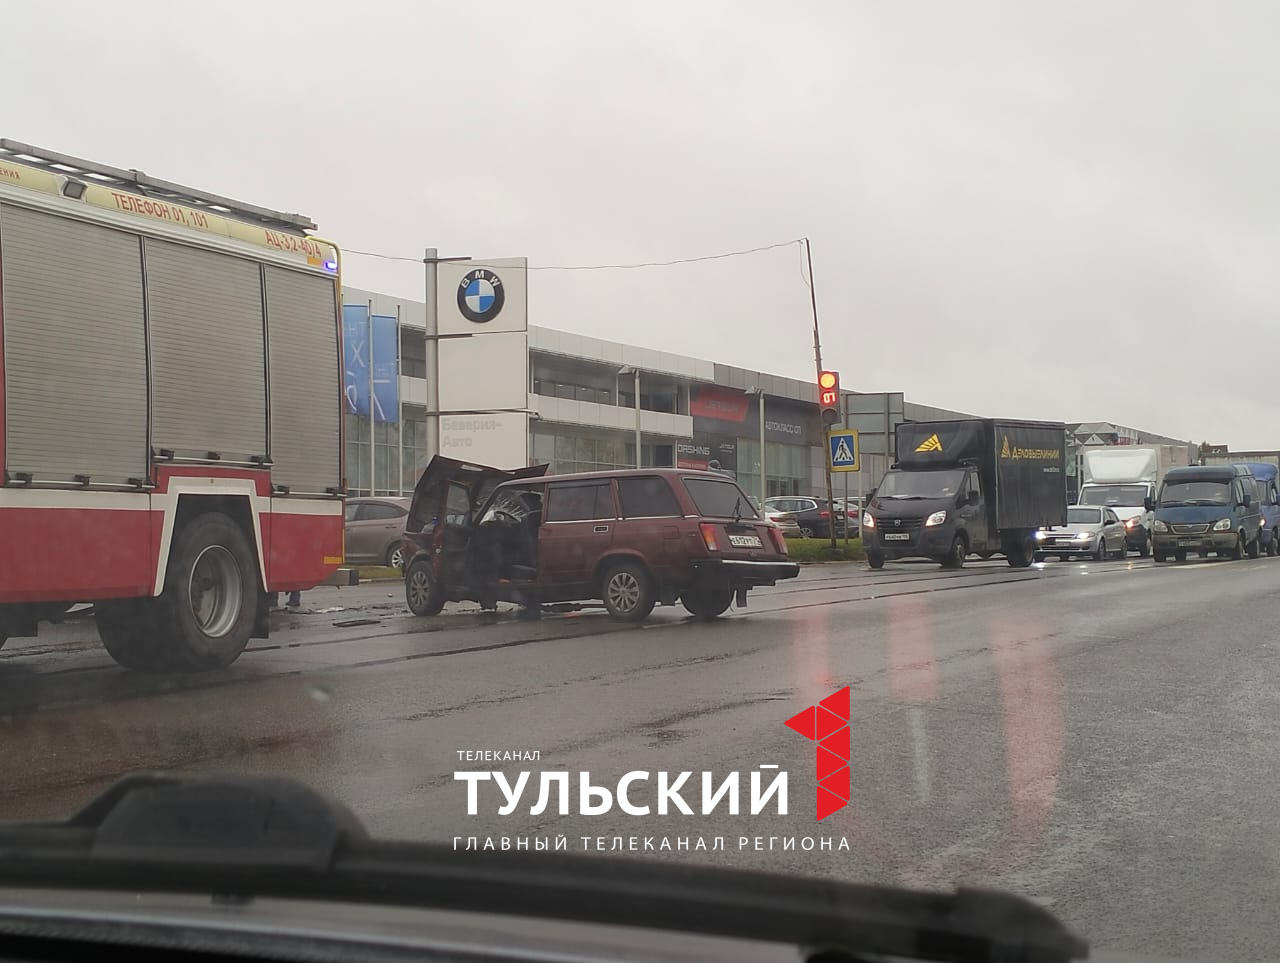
682,477,758,518
617,476,682,518
546,481,616,521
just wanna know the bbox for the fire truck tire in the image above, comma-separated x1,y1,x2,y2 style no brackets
158,512,258,670
97,600,174,671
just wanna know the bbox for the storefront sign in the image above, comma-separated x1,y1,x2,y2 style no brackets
691,388,820,448
764,417,807,442
677,437,737,472
690,385,749,422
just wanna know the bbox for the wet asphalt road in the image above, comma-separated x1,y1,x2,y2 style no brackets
2,553,1280,961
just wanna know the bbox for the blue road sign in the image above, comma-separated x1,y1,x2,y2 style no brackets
829,430,859,472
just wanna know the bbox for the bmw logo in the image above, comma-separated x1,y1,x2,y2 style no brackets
457,268,505,324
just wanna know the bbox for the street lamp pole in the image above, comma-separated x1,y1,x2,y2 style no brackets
745,386,767,507
756,390,766,508
619,366,642,467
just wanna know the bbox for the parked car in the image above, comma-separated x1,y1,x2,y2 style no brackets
832,497,862,537
762,496,849,539
401,457,799,622
763,508,802,538
344,496,412,568
1033,505,1128,561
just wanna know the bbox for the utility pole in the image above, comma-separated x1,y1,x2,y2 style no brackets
804,237,838,551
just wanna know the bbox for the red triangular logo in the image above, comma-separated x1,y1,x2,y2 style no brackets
784,706,816,740
820,724,849,760
816,785,846,820
820,686,850,721
815,705,843,741
816,744,844,781
820,765,850,802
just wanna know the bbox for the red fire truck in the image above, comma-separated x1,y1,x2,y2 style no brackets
0,140,345,671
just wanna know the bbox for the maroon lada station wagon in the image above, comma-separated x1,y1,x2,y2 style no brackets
401,457,799,622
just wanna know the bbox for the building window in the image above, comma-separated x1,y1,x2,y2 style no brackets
400,328,426,380
346,411,425,496
736,438,807,499
533,378,614,407
531,429,674,475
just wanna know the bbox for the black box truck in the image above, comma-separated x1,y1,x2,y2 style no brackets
862,419,1067,569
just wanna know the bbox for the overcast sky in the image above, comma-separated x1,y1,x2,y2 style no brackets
5,1,1278,448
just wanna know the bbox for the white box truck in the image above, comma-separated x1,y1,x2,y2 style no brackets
1076,445,1191,555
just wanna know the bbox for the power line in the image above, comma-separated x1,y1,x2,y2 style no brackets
342,239,803,271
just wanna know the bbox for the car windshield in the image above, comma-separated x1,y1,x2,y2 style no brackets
1158,480,1232,506
1078,484,1149,507
1066,507,1102,525
875,469,966,499
479,488,541,524
682,477,758,518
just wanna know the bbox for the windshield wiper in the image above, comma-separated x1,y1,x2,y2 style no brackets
0,773,1089,963
732,496,742,522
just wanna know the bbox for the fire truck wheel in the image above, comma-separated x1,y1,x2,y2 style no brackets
97,600,174,671
159,512,258,670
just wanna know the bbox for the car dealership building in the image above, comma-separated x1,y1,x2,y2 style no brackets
340,280,1191,504
343,283,872,499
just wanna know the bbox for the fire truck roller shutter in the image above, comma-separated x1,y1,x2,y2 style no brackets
0,204,148,484
263,266,341,494
143,239,266,463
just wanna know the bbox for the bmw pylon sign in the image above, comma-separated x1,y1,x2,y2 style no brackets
457,268,506,324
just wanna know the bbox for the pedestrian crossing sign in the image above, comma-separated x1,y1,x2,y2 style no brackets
828,430,859,472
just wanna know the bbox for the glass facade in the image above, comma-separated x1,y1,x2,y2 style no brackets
735,438,810,499
345,409,427,496
347,414,818,497
531,428,674,475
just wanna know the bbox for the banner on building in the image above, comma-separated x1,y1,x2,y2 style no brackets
677,437,738,473
342,304,400,423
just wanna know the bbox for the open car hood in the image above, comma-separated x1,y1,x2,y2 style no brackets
406,456,549,531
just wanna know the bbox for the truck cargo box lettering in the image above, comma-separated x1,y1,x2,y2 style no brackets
999,437,1062,464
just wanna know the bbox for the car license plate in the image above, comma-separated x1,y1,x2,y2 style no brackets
728,534,762,548
884,532,910,541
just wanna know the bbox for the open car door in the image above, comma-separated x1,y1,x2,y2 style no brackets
405,456,549,535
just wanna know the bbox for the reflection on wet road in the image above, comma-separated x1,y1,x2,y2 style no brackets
2,553,1278,961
